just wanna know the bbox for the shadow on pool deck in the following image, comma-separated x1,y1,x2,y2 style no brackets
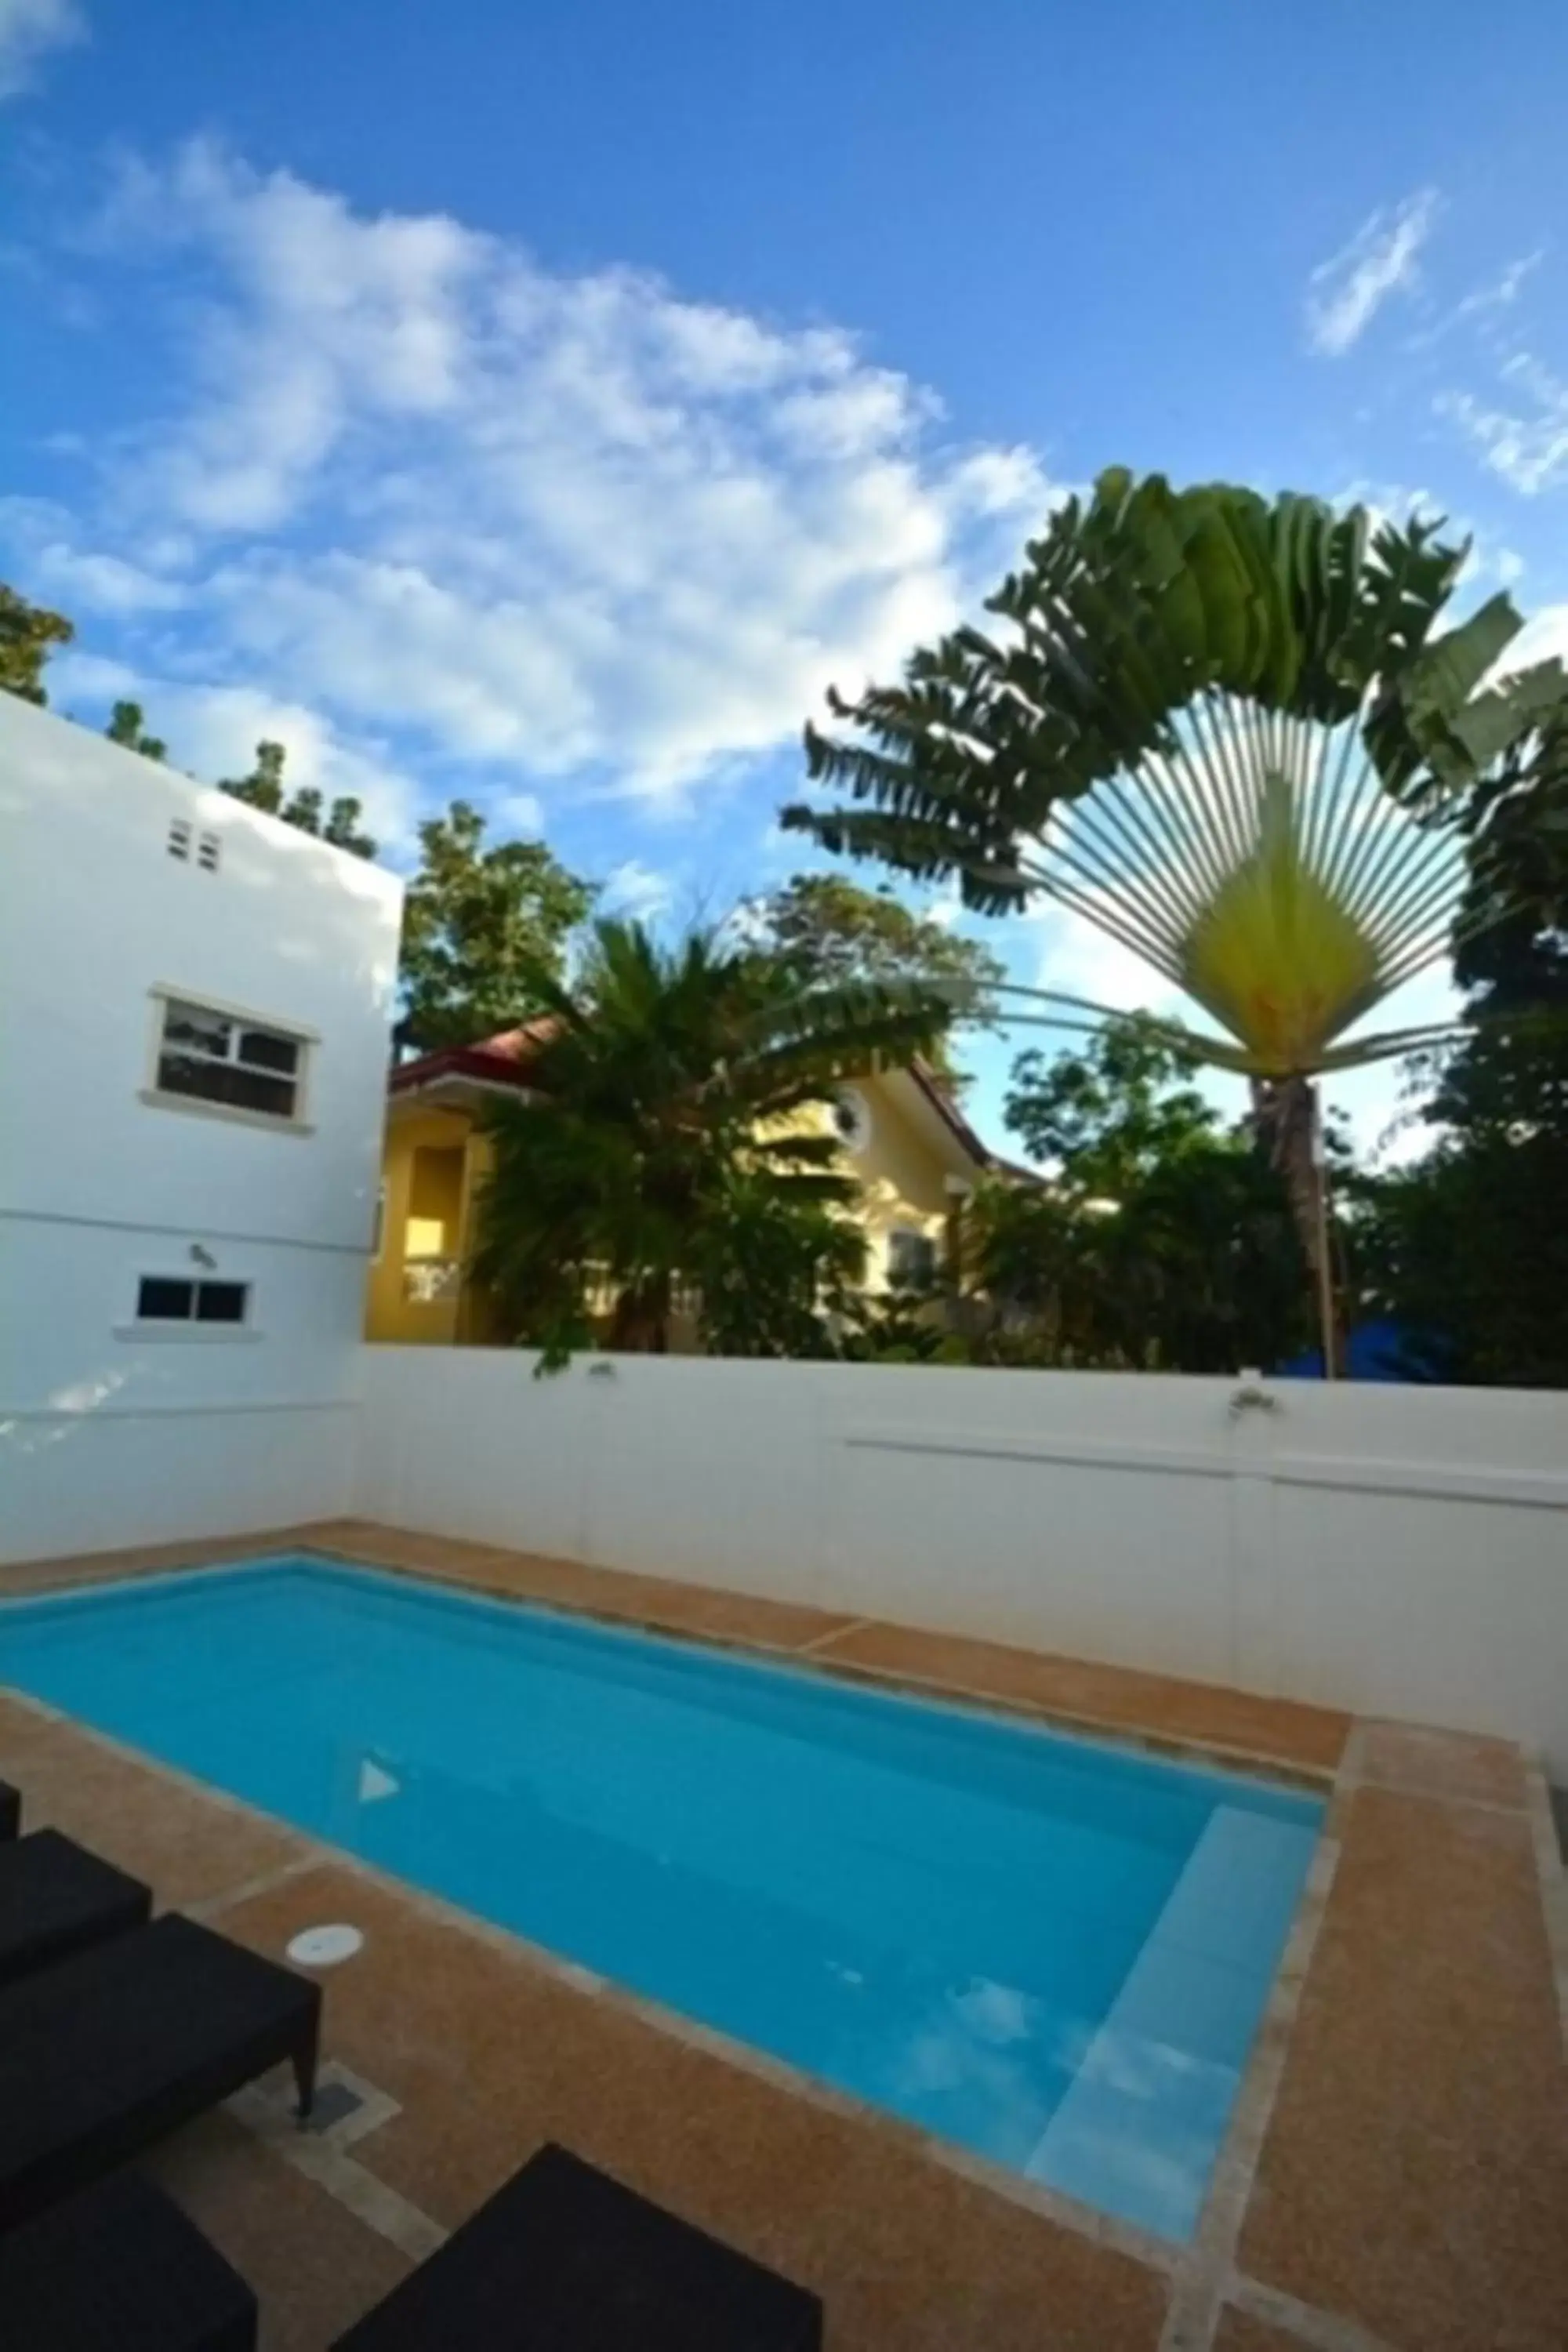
2,1519,1566,2352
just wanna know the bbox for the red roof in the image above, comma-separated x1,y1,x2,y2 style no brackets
389,1018,554,1098
390,1022,1004,1174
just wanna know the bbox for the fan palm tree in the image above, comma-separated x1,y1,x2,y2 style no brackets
470,916,946,1363
785,471,1567,1371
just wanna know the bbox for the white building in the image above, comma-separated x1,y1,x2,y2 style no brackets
0,694,405,1563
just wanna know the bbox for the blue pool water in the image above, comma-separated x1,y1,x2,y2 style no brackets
0,1559,1321,2239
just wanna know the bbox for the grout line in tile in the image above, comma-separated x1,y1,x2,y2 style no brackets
227,2078,447,2263
1229,2270,1401,2352
793,1615,873,1655
186,1852,326,1924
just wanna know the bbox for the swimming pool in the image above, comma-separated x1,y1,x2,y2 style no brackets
0,1556,1321,2240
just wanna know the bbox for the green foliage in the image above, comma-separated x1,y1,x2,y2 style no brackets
105,701,166,761
1004,1013,1218,1190
747,872,1004,1080
833,1273,955,1365
471,917,947,1366
0,583,73,706
1349,745,1568,1386
688,1172,867,1359
965,1018,1312,1373
219,739,377,859
399,800,594,1051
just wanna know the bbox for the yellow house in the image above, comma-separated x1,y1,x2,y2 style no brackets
364,1025,1005,1346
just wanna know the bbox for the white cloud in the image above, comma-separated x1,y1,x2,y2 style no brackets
1437,352,1568,495
602,858,673,920
488,788,544,837
0,0,83,98
0,499,188,613
1500,600,1568,672
1029,906,1186,1022
1451,249,1543,327
1305,189,1439,358
1408,250,1544,354
31,140,1060,815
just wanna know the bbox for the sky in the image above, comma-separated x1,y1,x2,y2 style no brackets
3,0,1566,1158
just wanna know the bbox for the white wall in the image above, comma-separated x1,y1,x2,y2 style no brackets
0,696,403,1556
355,1348,1568,1774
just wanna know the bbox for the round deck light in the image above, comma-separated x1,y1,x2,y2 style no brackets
286,1922,364,1967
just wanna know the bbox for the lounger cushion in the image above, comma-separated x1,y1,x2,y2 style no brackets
0,1911,320,2233
0,2170,256,2350
334,2141,822,2350
0,1829,151,1988
0,1779,18,1840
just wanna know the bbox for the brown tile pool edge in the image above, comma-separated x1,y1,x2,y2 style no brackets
299,1525,1348,1791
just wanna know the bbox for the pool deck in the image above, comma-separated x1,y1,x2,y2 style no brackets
3,1517,1566,2352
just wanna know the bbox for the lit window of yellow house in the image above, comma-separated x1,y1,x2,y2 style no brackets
364,1025,1007,1346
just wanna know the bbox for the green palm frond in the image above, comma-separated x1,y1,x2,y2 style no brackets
786,472,1568,1082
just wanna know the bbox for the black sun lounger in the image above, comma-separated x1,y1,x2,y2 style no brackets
0,2169,257,2351
333,2141,822,2351
0,1779,19,1840
0,1911,321,2234
0,1830,152,1989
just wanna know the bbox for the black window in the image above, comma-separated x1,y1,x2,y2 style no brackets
137,1276,195,1320
194,1282,248,1323
136,1277,251,1325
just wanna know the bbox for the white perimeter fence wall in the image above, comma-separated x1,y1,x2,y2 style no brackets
353,1350,1568,1777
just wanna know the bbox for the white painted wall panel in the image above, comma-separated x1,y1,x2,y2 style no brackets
4,1403,358,1563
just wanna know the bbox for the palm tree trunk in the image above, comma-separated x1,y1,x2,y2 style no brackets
1252,1075,1340,1377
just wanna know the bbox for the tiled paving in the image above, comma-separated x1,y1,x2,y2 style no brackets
2,1519,1565,2352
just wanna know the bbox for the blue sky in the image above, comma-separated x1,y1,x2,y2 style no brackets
3,0,1566,1154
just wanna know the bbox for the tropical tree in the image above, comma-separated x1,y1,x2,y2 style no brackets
686,1170,869,1359
964,1017,1312,1371
746,871,1004,1086
0,583,73,705
399,800,595,1051
1004,1011,1218,1192
470,917,943,1364
786,470,1568,1370
220,738,379,859
106,699,166,760
1349,706,1568,1384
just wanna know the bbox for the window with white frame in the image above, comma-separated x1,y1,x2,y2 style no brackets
151,996,309,1123
136,1276,251,1327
